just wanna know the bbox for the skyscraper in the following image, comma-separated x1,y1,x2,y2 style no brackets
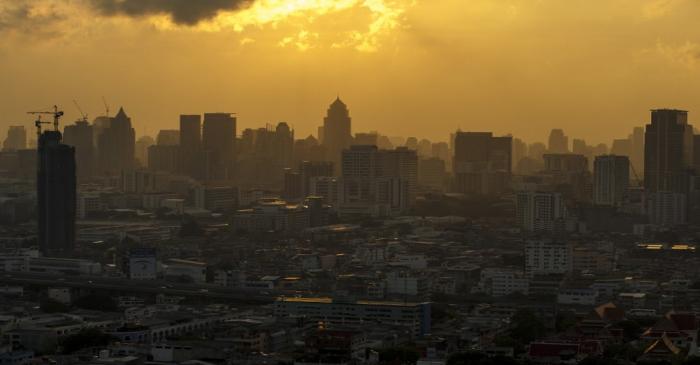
3,126,27,151
96,107,136,174
593,155,630,207
516,191,566,232
37,130,76,255
644,109,694,194
548,129,569,153
179,114,203,179
63,120,94,180
156,130,180,146
322,97,352,171
452,132,512,195
202,113,236,181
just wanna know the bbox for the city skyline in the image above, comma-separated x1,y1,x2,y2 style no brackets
3,0,700,142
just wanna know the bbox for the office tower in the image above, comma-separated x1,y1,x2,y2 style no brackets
274,122,294,168
646,191,687,227
37,130,76,255
156,130,180,146
96,107,136,174
516,191,566,232
644,109,694,194
572,139,587,155
3,126,27,151
452,132,512,195
322,97,352,171
593,155,630,207
63,121,94,180
511,138,527,170
135,136,154,168
283,169,303,201
418,157,446,190
300,161,334,197
543,153,590,201
179,114,203,179
548,129,569,153
338,145,417,217
148,145,179,173
293,135,328,166
630,126,644,176
381,147,419,204
202,113,236,181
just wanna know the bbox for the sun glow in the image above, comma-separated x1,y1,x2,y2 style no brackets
199,0,413,52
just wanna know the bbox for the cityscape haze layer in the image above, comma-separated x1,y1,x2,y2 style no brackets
4,1,700,365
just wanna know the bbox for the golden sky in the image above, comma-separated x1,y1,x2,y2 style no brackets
1,0,700,144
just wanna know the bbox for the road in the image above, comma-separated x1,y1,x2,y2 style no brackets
0,272,279,304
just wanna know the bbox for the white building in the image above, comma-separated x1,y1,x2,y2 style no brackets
593,155,630,206
516,191,566,232
525,241,572,276
557,288,598,306
164,259,206,284
474,268,529,297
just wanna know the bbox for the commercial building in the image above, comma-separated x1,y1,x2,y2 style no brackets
525,241,573,276
516,191,566,232
274,297,431,337
452,132,511,195
322,97,353,170
644,109,694,194
593,155,630,207
202,113,236,181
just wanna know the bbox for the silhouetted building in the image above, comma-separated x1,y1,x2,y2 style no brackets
300,161,334,197
135,136,153,168
548,129,569,153
37,130,76,255
148,145,179,173
179,114,203,179
97,107,136,174
203,113,236,181
543,153,591,201
3,126,26,151
322,97,352,172
418,157,446,190
156,130,180,146
353,132,378,146
452,132,511,195
593,155,629,207
647,191,687,227
63,121,94,180
644,109,694,194
338,145,417,217
516,191,566,232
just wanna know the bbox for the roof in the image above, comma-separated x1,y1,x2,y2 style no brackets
644,334,681,356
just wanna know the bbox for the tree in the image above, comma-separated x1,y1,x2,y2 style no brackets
510,309,546,344
61,328,115,354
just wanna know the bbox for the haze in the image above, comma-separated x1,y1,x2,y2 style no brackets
2,0,700,143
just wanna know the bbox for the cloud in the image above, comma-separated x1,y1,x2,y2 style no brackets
88,0,252,25
656,41,700,70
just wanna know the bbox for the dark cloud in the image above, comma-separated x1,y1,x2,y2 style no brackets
89,0,253,25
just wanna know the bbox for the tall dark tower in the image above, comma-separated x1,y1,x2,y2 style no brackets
644,109,694,194
97,107,135,175
179,114,203,179
63,121,94,180
37,130,76,256
202,113,236,181
322,97,352,172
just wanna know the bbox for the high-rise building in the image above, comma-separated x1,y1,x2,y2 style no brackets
37,130,76,255
353,132,378,146
452,132,512,195
548,129,569,153
338,145,417,217
148,145,179,173
96,107,136,175
516,191,566,232
156,130,180,146
418,157,446,190
3,126,27,151
644,109,694,194
135,136,154,168
593,155,629,207
63,121,94,180
202,113,236,181
322,97,352,171
646,191,687,227
525,241,573,276
300,161,334,197
179,114,203,180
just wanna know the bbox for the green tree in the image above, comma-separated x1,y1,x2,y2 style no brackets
510,309,546,344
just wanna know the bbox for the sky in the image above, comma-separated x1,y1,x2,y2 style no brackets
1,0,700,145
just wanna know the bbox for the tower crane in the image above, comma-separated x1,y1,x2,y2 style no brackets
72,100,88,122
102,96,110,117
31,117,51,140
27,105,65,137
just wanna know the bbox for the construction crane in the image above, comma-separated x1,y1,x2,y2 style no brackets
27,105,65,135
31,116,51,140
73,100,88,122
102,96,110,117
